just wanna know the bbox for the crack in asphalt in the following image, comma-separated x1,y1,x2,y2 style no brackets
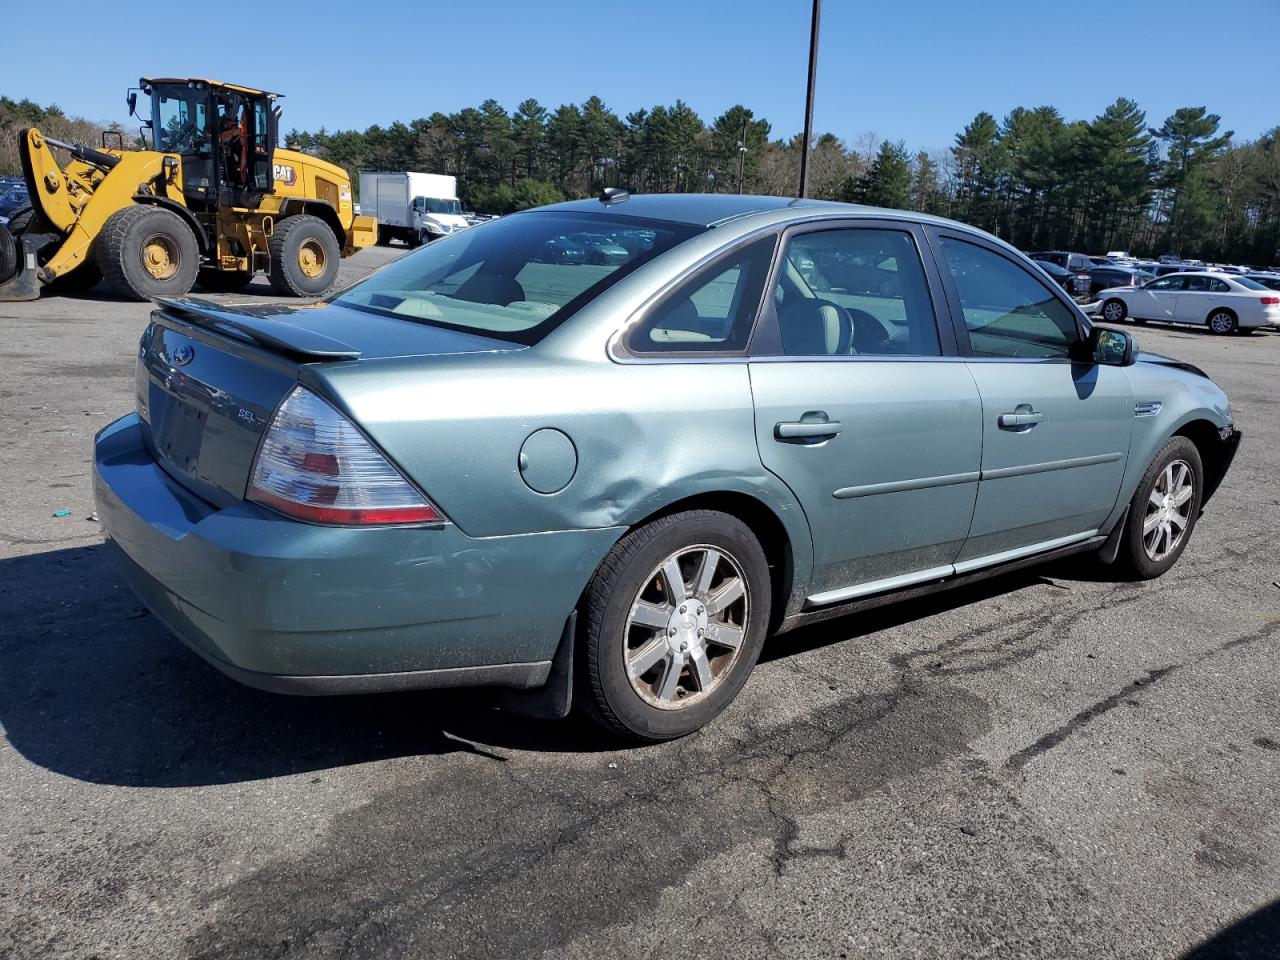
1005,617,1280,772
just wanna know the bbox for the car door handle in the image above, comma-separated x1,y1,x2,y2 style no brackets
998,410,1044,429
775,417,842,441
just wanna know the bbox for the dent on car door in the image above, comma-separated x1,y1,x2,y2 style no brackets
935,235,1132,564
748,223,982,606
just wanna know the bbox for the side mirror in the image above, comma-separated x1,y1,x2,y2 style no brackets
127,91,138,117
1080,326,1136,366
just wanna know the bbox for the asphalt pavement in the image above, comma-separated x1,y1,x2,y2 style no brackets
1,247,1278,959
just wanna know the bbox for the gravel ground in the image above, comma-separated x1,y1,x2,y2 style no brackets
1,247,1278,959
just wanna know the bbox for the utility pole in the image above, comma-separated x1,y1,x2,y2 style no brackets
737,116,748,194
797,0,821,198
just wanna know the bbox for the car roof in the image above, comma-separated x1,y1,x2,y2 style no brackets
537,193,963,230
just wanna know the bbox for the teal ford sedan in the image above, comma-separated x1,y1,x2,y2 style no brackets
94,193,1241,741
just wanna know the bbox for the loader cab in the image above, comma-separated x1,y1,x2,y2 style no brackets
141,78,279,211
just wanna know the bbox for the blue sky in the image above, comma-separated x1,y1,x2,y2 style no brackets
3,0,1277,151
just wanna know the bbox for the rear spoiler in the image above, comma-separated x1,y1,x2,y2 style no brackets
153,297,361,361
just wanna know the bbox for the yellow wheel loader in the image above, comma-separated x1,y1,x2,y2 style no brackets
0,77,376,302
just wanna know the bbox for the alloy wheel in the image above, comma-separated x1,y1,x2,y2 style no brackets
1142,459,1194,561
1209,311,1235,334
1103,300,1125,322
623,544,749,710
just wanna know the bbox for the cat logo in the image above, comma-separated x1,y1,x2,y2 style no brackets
273,163,298,186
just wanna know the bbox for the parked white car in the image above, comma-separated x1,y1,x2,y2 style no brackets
1096,272,1280,334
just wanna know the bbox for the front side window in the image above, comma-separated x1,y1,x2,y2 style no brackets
772,228,942,357
1147,276,1186,291
336,212,700,344
941,238,1079,359
155,91,207,154
627,236,775,354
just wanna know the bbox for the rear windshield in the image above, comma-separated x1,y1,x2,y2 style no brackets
336,211,702,344
1234,277,1268,290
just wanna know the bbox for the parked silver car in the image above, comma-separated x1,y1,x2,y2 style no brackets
94,194,1241,741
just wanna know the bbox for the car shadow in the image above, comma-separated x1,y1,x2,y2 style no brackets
1181,897,1280,959
0,542,1099,789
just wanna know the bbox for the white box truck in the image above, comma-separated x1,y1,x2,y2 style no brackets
358,172,469,247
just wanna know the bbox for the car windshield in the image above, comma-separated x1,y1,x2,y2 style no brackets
423,197,461,215
1235,277,1268,290
335,211,701,344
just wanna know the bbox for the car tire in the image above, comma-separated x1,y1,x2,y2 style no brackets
1206,309,1237,335
96,204,199,301
1115,435,1203,580
577,509,771,742
1101,298,1127,323
5,205,34,237
268,214,340,297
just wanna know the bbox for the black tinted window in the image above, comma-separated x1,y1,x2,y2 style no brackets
941,238,1079,359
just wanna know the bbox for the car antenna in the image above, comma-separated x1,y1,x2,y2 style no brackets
599,187,629,205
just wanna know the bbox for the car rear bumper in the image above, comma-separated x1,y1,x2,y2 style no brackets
93,414,621,693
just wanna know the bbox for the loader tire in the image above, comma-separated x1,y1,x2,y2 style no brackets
268,215,340,297
0,225,16,284
197,268,255,293
97,205,199,301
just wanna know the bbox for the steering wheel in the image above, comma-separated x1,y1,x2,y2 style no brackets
844,306,892,353
168,118,198,150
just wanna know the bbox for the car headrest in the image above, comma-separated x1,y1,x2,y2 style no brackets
647,297,707,343
778,299,851,356
453,272,526,306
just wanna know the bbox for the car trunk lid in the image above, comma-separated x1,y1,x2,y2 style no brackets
137,297,521,507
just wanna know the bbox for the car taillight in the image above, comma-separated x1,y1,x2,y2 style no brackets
247,385,444,526
1261,296,1280,305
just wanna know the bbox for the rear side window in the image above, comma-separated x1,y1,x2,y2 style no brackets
941,238,1080,359
626,236,776,354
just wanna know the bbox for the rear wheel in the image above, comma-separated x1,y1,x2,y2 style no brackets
1207,309,1237,335
96,205,199,301
577,510,771,741
196,268,254,293
268,215,340,297
1101,298,1127,323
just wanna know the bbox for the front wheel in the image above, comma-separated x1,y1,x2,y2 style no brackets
96,205,199,301
577,510,771,741
1115,436,1203,579
1101,298,1127,323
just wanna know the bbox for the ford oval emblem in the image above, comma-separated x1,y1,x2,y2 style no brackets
172,344,195,366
